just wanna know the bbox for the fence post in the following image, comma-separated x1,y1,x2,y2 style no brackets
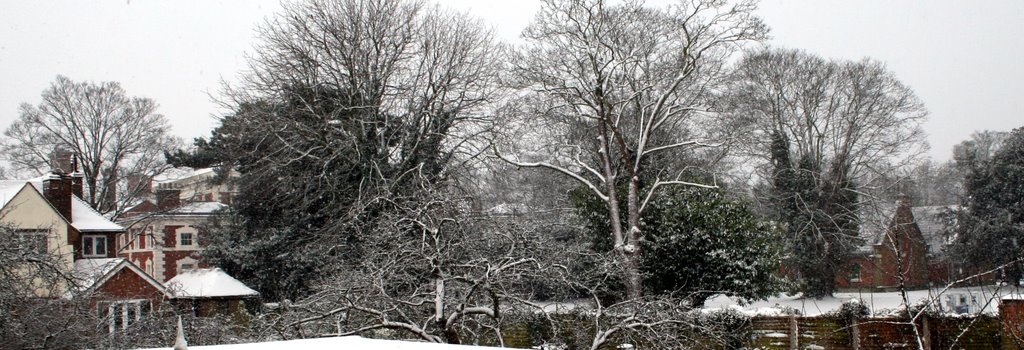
790,315,799,350
851,320,860,350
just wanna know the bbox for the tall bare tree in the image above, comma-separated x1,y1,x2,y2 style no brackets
2,76,178,215
495,0,767,299
726,48,928,297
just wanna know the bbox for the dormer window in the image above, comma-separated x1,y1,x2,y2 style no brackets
83,235,107,258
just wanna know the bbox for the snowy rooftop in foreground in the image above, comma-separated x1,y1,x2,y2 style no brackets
138,336,506,350
166,268,259,299
704,285,1024,316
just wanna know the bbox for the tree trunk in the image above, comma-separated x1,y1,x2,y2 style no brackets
623,174,644,300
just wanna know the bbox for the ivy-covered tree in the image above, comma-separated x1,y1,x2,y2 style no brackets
727,48,927,297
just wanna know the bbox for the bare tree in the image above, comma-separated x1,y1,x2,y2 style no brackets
495,0,767,300
1,76,179,215
726,48,928,297
262,189,547,345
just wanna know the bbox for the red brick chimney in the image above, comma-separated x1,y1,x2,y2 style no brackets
155,184,181,211
49,147,73,173
42,172,73,222
70,156,83,199
128,174,153,198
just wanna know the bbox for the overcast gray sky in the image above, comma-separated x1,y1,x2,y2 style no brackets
1,0,1021,161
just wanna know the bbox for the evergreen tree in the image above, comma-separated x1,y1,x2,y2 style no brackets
573,183,782,307
771,132,859,298
954,127,1024,284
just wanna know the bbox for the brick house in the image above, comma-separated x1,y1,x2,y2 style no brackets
118,167,234,282
0,171,170,332
836,196,981,290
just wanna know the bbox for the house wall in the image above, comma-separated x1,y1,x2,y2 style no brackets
89,267,165,308
118,217,208,282
169,170,236,205
0,185,75,297
837,202,932,290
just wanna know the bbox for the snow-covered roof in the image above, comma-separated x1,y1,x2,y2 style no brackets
73,258,123,291
911,205,957,254
70,195,123,232
153,167,215,184
72,257,170,297
0,180,29,207
856,202,957,255
139,336,507,350
2,175,125,232
171,201,228,215
166,268,259,299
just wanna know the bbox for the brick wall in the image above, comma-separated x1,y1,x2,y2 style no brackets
90,266,165,307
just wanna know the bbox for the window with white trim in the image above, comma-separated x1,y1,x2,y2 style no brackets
177,226,197,248
99,300,149,333
180,263,195,272
82,235,107,257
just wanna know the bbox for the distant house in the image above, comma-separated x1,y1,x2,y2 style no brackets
118,167,234,282
116,167,258,317
0,170,169,332
836,196,984,290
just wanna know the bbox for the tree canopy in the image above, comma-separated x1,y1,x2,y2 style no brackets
2,76,178,214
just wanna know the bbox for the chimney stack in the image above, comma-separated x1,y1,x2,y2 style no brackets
128,174,153,198
49,147,73,173
43,172,73,221
70,156,84,198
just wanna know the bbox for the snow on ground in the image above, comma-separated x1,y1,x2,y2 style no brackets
704,285,1024,316
138,335,505,350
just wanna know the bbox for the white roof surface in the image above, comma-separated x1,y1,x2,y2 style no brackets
70,195,123,232
153,167,215,184
139,336,506,350
1,176,124,232
166,268,259,298
171,201,228,214
0,180,29,207
73,258,123,291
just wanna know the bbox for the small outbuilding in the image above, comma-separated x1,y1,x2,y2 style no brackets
166,268,259,318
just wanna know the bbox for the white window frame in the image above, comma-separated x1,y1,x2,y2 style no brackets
178,226,197,248
177,256,199,276
82,235,107,258
105,299,148,333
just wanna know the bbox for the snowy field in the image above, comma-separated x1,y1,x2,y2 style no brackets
703,285,1024,317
